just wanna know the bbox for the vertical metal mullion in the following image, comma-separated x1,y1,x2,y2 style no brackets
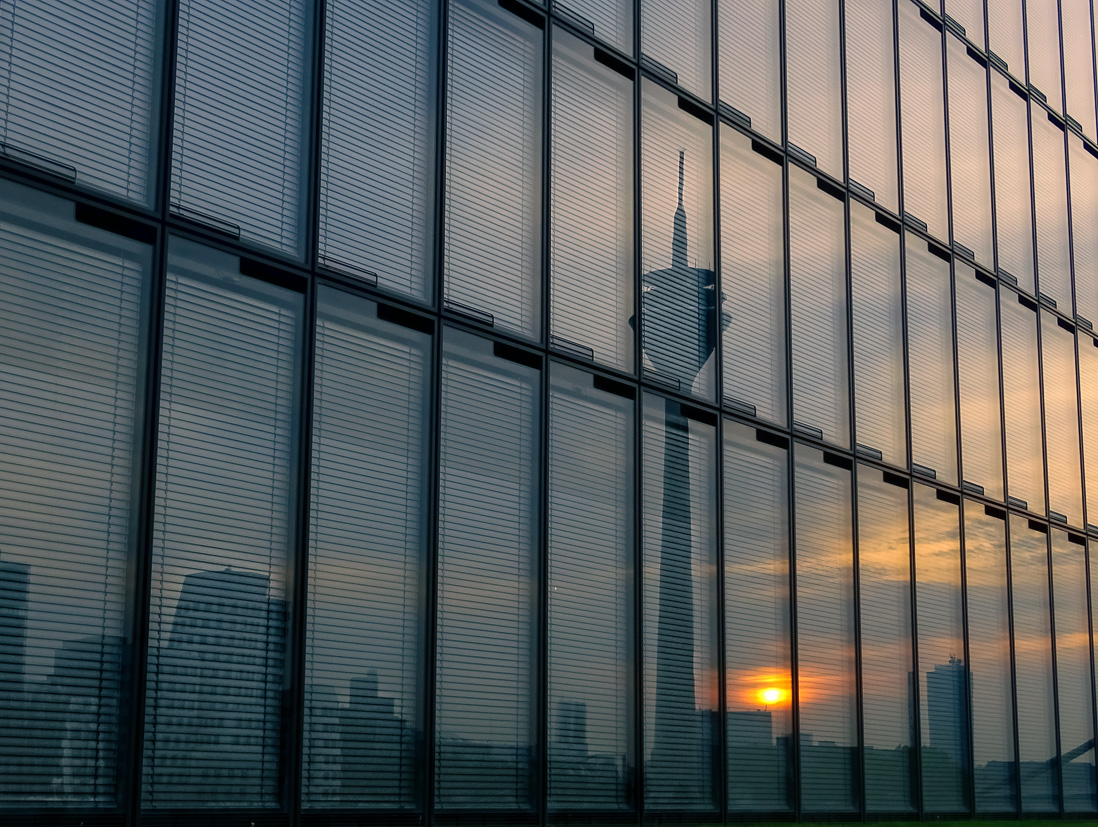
632,6,644,822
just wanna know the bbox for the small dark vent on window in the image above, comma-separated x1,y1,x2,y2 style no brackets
593,374,636,400
1069,533,1087,546
815,176,844,202
987,51,1008,72
999,269,1018,286
677,96,713,125
724,396,758,418
378,303,434,335
493,342,542,370
499,0,544,28
1038,292,1058,309
1008,79,1028,100
790,143,818,170
1050,511,1068,524
1029,84,1047,103
927,243,951,263
962,480,985,496
966,46,987,68
1076,315,1093,331
1017,294,1039,313
855,443,883,461
953,242,975,260
823,452,853,471
883,471,910,490
641,54,678,86
1066,115,1083,133
556,2,595,36
681,404,717,427
1008,495,1029,510
549,334,594,361
756,429,789,450
319,255,379,286
751,139,783,166
919,7,943,31
793,420,824,440
903,212,928,234
1028,519,1048,534
75,203,156,244
1057,318,1076,335
1085,141,1098,161
975,271,997,289
936,489,961,505
849,180,875,203
720,101,752,130
985,504,1007,520
875,212,902,234
239,258,306,292
594,48,633,80
445,299,495,327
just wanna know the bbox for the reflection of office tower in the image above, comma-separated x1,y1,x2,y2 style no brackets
926,656,968,768
556,700,588,759
153,568,279,796
338,669,407,801
0,558,29,693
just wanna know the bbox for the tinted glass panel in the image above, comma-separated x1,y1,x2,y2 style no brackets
435,330,539,809
1051,531,1098,811
444,0,543,339
954,264,1004,499
851,202,906,467
1032,112,1072,311
170,0,310,255
1042,314,1083,526
550,31,634,372
1010,517,1059,812
1062,0,1097,138
789,166,849,447
639,0,711,100
991,71,1036,292
947,34,994,268
556,0,632,55
717,0,781,141
987,0,1025,78
785,0,844,178
302,289,430,808
899,1,949,241
0,0,160,205
1001,293,1046,512
548,364,633,810
720,128,786,425
1026,0,1063,110
858,470,915,812
640,80,716,400
907,242,958,484
1080,337,1098,532
965,505,1017,811
723,421,792,812
318,0,436,299
642,395,719,810
0,184,147,805
913,485,969,812
1070,137,1098,328
946,0,984,47
794,445,857,813
845,0,900,212
142,241,302,808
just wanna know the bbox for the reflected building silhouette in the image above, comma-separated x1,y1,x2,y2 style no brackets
338,668,408,801
0,557,29,797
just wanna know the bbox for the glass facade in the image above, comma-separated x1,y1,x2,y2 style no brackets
5,0,1098,822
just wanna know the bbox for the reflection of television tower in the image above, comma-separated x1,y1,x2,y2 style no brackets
640,153,725,800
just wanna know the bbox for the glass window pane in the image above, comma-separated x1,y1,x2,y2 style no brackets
640,80,716,401
642,394,719,811
444,0,543,339
435,329,539,809
851,202,906,467
554,0,632,55
1001,292,1046,512
723,421,792,812
785,0,844,179
550,30,634,372
1032,112,1073,311
639,0,712,100
1009,516,1059,812
1042,314,1083,526
0,0,161,205
0,183,148,805
987,0,1025,78
170,0,310,255
1026,0,1063,110
1051,530,1098,811
1070,137,1098,327
1062,0,1097,138
947,34,994,268
899,0,949,241
913,485,969,813
548,364,634,810
845,0,900,212
992,71,1036,293
717,0,781,141
945,0,984,48
789,166,850,447
318,0,436,300
965,504,1017,812
907,242,959,484
719,127,786,425
1080,336,1098,532
142,240,302,808
955,263,1004,500
302,289,430,808
858,470,915,812
794,445,857,813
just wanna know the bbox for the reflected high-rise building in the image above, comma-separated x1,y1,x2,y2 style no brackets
0,557,29,797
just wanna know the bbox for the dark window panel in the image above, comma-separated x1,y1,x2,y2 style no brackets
550,30,635,373
170,0,311,255
955,263,1004,500
142,239,303,808
845,0,900,212
302,288,430,809
1000,293,1046,513
1009,515,1059,812
547,364,634,810
1051,530,1098,811
0,182,149,805
318,0,437,300
723,420,793,812
435,329,540,810
642,394,719,811
907,241,959,485
0,0,161,205
717,0,781,142
444,0,544,340
991,70,1036,294
858,469,915,813
719,126,787,426
785,0,844,179
789,165,850,448
851,201,906,467
1041,313,1083,526
913,485,969,813
794,445,858,813
947,33,994,269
